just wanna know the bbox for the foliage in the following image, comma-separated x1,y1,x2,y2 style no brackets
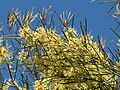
0,2,120,90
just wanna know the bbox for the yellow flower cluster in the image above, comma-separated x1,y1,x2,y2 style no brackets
18,26,117,89
0,45,11,63
34,78,50,90
34,80,45,90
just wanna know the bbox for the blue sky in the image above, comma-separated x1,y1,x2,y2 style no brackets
0,0,118,49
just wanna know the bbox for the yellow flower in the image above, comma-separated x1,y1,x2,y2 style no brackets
34,80,45,90
18,26,116,89
19,25,31,38
0,45,11,63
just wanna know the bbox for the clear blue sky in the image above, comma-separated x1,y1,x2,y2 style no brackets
0,0,118,49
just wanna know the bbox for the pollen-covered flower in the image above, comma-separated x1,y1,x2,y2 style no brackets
34,79,45,90
0,45,11,63
18,26,116,89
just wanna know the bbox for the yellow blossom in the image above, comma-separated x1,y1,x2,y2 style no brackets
0,45,11,63
18,27,116,89
34,80,45,90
